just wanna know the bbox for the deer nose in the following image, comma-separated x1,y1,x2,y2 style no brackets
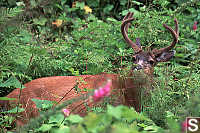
132,65,142,70
136,65,142,70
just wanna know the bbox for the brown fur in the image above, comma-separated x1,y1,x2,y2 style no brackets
1,72,151,126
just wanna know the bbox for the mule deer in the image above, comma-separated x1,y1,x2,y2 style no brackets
0,12,179,126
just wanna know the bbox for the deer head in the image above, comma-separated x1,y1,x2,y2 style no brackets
121,12,179,75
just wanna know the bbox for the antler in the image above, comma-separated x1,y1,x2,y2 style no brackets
122,12,133,33
152,19,179,56
121,12,142,53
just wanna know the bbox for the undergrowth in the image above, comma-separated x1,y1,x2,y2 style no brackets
0,0,199,132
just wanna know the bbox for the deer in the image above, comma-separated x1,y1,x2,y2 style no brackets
0,12,179,127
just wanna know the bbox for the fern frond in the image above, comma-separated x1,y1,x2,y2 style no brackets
0,7,24,23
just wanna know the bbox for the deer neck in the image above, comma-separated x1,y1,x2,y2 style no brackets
118,70,153,111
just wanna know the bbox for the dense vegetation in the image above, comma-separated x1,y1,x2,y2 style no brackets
0,0,199,132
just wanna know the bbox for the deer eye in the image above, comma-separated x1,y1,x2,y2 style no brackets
132,56,137,62
148,60,155,65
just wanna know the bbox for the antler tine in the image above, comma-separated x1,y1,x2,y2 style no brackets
152,19,179,55
174,18,179,36
123,12,133,21
123,12,134,32
121,12,142,53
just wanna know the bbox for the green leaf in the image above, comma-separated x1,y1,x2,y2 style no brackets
166,111,175,119
30,0,37,8
31,99,55,109
132,1,143,6
76,2,85,9
128,8,140,18
33,17,47,26
18,30,32,43
0,97,16,101
0,76,24,89
103,4,114,14
87,14,97,21
140,6,146,12
61,0,66,6
37,124,53,132
49,113,65,124
52,125,70,133
167,118,180,133
2,107,25,114
107,105,123,119
29,47,47,55
111,122,139,133
55,4,63,10
83,112,103,131
122,8,140,18
69,124,86,133
121,106,150,122
144,125,159,132
87,0,99,7
66,114,83,124
122,10,129,16
161,1,170,7
120,0,127,5
106,17,117,22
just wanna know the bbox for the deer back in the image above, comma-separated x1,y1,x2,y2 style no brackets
2,73,122,125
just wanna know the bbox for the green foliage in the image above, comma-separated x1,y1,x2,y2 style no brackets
0,115,15,131
143,63,200,128
19,104,164,133
179,94,200,120
1,107,24,114
0,6,23,24
0,76,23,89
17,96,200,133
32,99,55,110
0,0,200,132
17,92,92,132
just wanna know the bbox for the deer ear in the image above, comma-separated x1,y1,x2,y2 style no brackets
136,38,141,48
156,50,176,62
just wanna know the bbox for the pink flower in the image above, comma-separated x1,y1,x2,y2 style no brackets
93,79,112,102
181,120,188,132
193,21,197,31
62,108,70,117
